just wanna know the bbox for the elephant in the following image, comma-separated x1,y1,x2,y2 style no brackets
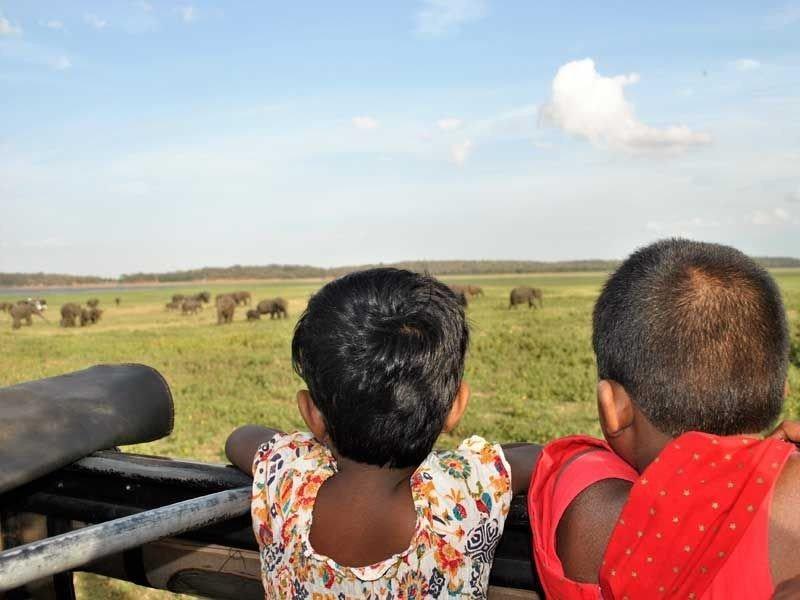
80,307,103,326
232,291,252,306
172,294,186,304
466,285,484,298
181,299,203,315
87,298,100,308
509,286,543,309
115,297,121,307
246,309,261,321
165,301,181,311
0,302,13,313
216,294,236,325
10,300,47,329
256,297,288,319
60,302,83,327
193,291,211,303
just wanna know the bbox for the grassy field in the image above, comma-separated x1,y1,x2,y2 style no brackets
2,271,799,599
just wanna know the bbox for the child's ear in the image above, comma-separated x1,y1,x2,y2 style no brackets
297,390,328,443
443,381,470,433
597,380,634,438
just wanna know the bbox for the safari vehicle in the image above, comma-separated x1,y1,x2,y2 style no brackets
0,365,541,599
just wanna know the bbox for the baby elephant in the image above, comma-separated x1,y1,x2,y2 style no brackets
246,309,261,321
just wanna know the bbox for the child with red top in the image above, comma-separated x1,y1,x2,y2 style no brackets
529,239,800,599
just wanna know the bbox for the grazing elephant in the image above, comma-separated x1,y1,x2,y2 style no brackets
193,291,211,303
115,297,121,307
246,309,261,321
232,291,252,306
172,294,186,304
216,294,236,325
466,285,484,298
60,302,83,327
80,307,103,326
87,298,100,308
256,297,288,319
10,301,47,329
165,300,181,311
509,286,543,309
181,299,203,315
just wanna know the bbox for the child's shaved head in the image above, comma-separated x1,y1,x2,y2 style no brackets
593,238,789,436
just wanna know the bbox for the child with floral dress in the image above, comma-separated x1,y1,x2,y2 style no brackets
226,268,539,599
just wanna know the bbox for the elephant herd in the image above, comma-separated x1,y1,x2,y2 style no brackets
2,282,543,331
163,290,288,325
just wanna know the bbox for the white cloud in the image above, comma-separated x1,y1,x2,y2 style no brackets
352,116,379,130
451,140,473,164
51,55,72,70
751,207,791,225
179,6,195,22
732,58,761,71
416,0,487,35
0,16,22,36
437,117,462,131
84,14,107,29
43,20,64,30
540,58,712,154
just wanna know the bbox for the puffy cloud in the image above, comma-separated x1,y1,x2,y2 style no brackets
352,116,379,130
416,0,487,35
84,14,107,29
540,59,711,154
179,6,195,22
451,140,473,164
0,16,22,36
437,117,462,131
732,58,761,71
751,207,791,225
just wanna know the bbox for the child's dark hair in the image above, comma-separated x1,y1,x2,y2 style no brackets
593,238,789,436
292,268,469,468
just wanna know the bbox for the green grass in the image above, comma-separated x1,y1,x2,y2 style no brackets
2,271,800,599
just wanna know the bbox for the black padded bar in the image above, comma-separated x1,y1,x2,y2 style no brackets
0,365,174,495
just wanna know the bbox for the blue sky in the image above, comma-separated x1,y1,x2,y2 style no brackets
1,1,799,277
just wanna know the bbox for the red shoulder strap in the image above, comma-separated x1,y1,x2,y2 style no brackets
599,433,795,600
528,435,638,600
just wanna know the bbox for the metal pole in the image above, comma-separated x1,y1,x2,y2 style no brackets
0,487,251,591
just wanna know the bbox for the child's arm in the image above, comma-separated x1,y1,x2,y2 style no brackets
225,424,283,475
501,443,542,496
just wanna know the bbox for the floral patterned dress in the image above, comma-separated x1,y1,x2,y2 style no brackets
251,432,512,599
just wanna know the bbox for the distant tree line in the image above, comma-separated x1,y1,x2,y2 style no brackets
3,257,800,287
0,272,112,287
